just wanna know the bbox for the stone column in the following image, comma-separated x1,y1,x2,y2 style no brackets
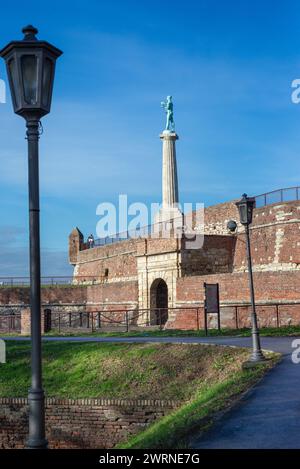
155,131,182,224
162,131,179,207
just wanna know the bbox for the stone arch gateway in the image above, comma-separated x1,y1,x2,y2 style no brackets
150,278,168,326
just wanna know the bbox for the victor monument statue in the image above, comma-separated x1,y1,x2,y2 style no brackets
161,95,175,132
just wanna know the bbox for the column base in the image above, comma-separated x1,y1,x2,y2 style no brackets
26,437,48,449
242,355,268,369
27,388,48,449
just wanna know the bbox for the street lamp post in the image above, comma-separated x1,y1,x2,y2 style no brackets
0,26,62,448
236,194,265,365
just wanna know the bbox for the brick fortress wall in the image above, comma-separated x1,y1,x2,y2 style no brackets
2,199,300,331
171,200,300,329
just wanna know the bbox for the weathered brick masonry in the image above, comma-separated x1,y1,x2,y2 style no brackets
0,398,178,449
66,200,300,328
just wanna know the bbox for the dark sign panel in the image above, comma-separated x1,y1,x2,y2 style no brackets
204,283,220,334
205,283,219,314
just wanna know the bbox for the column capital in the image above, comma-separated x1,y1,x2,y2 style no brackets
160,131,179,141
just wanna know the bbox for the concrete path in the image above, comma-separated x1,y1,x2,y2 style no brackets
2,334,300,448
190,337,300,449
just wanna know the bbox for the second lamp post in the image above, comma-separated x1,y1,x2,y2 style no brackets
236,194,266,365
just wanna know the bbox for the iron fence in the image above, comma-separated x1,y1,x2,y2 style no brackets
42,307,202,333
0,313,21,332
0,276,106,287
44,303,300,334
254,186,300,208
92,216,185,248
0,303,299,335
90,186,300,248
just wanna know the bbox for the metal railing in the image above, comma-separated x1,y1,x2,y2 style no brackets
42,307,202,333
91,216,185,248
0,313,21,332
88,186,300,248
45,303,299,333
0,276,106,287
254,186,300,208
0,302,299,335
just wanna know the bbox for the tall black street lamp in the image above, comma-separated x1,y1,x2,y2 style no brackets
236,194,265,365
0,26,62,448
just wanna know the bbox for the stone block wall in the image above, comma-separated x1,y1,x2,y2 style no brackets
0,398,178,449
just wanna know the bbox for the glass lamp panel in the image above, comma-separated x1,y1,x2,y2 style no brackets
42,58,53,107
21,55,38,105
8,57,20,108
239,203,247,224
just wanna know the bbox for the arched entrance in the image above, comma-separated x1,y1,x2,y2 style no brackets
150,279,168,326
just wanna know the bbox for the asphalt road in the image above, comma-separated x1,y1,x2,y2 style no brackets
2,334,300,448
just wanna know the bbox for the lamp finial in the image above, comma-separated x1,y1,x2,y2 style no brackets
22,25,38,41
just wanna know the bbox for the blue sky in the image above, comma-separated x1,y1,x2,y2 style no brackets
0,0,300,276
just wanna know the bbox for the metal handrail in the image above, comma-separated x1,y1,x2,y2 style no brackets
0,302,298,334
0,276,106,287
92,215,185,248
89,186,300,247
254,186,300,208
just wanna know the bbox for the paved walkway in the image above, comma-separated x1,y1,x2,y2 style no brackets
191,336,300,449
2,335,299,448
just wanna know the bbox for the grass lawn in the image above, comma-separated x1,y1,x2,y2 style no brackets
0,341,275,400
0,341,280,448
117,360,277,449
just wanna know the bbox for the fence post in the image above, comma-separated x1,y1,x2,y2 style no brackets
97,312,101,329
235,306,238,329
125,311,129,332
196,308,200,331
87,312,90,329
217,310,221,331
204,309,208,337
159,309,162,331
91,313,94,332
69,312,71,328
